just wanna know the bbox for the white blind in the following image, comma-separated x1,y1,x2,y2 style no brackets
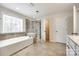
2,14,24,33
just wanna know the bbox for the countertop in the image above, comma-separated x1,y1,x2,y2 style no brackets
68,35,79,46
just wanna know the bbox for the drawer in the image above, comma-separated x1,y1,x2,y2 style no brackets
68,37,76,51
76,45,79,56
66,43,76,56
69,48,76,56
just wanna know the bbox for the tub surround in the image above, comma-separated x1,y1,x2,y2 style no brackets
0,36,30,48
0,32,26,41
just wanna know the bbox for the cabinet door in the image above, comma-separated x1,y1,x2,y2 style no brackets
69,44,76,56
68,38,76,51
66,37,70,56
76,45,79,56
66,37,77,56
66,44,70,56
55,17,67,43
66,43,75,56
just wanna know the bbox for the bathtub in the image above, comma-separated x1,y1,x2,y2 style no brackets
0,36,34,56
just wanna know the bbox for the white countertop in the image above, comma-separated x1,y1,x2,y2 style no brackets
68,35,79,46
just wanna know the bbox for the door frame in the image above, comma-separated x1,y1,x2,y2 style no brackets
45,18,50,42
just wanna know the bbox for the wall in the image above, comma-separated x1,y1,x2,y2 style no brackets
0,5,32,40
41,12,73,43
0,10,3,33
73,11,79,35
77,12,79,34
41,17,46,41
0,5,27,33
50,12,73,43
0,32,26,40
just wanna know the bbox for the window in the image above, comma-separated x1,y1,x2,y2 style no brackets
2,14,24,33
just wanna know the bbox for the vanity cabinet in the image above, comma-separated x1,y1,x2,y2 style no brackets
66,36,79,56
66,37,76,56
76,45,79,56
0,19,2,33
0,13,3,33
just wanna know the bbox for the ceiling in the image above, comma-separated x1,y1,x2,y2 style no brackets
0,3,74,18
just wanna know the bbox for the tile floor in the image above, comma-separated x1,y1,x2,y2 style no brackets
13,42,66,56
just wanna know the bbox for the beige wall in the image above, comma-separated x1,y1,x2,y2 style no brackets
77,12,79,34
41,12,73,43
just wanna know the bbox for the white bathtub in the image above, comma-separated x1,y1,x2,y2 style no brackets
0,36,34,56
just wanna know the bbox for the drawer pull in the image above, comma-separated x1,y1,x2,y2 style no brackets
67,45,70,49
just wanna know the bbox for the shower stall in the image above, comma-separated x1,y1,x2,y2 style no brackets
26,19,41,42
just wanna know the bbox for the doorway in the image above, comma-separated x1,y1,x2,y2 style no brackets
45,18,50,42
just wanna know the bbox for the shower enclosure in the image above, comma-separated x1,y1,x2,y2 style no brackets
26,19,41,42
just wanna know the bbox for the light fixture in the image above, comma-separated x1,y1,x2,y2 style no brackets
25,3,34,7
30,3,34,6
35,10,40,21
15,7,20,10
